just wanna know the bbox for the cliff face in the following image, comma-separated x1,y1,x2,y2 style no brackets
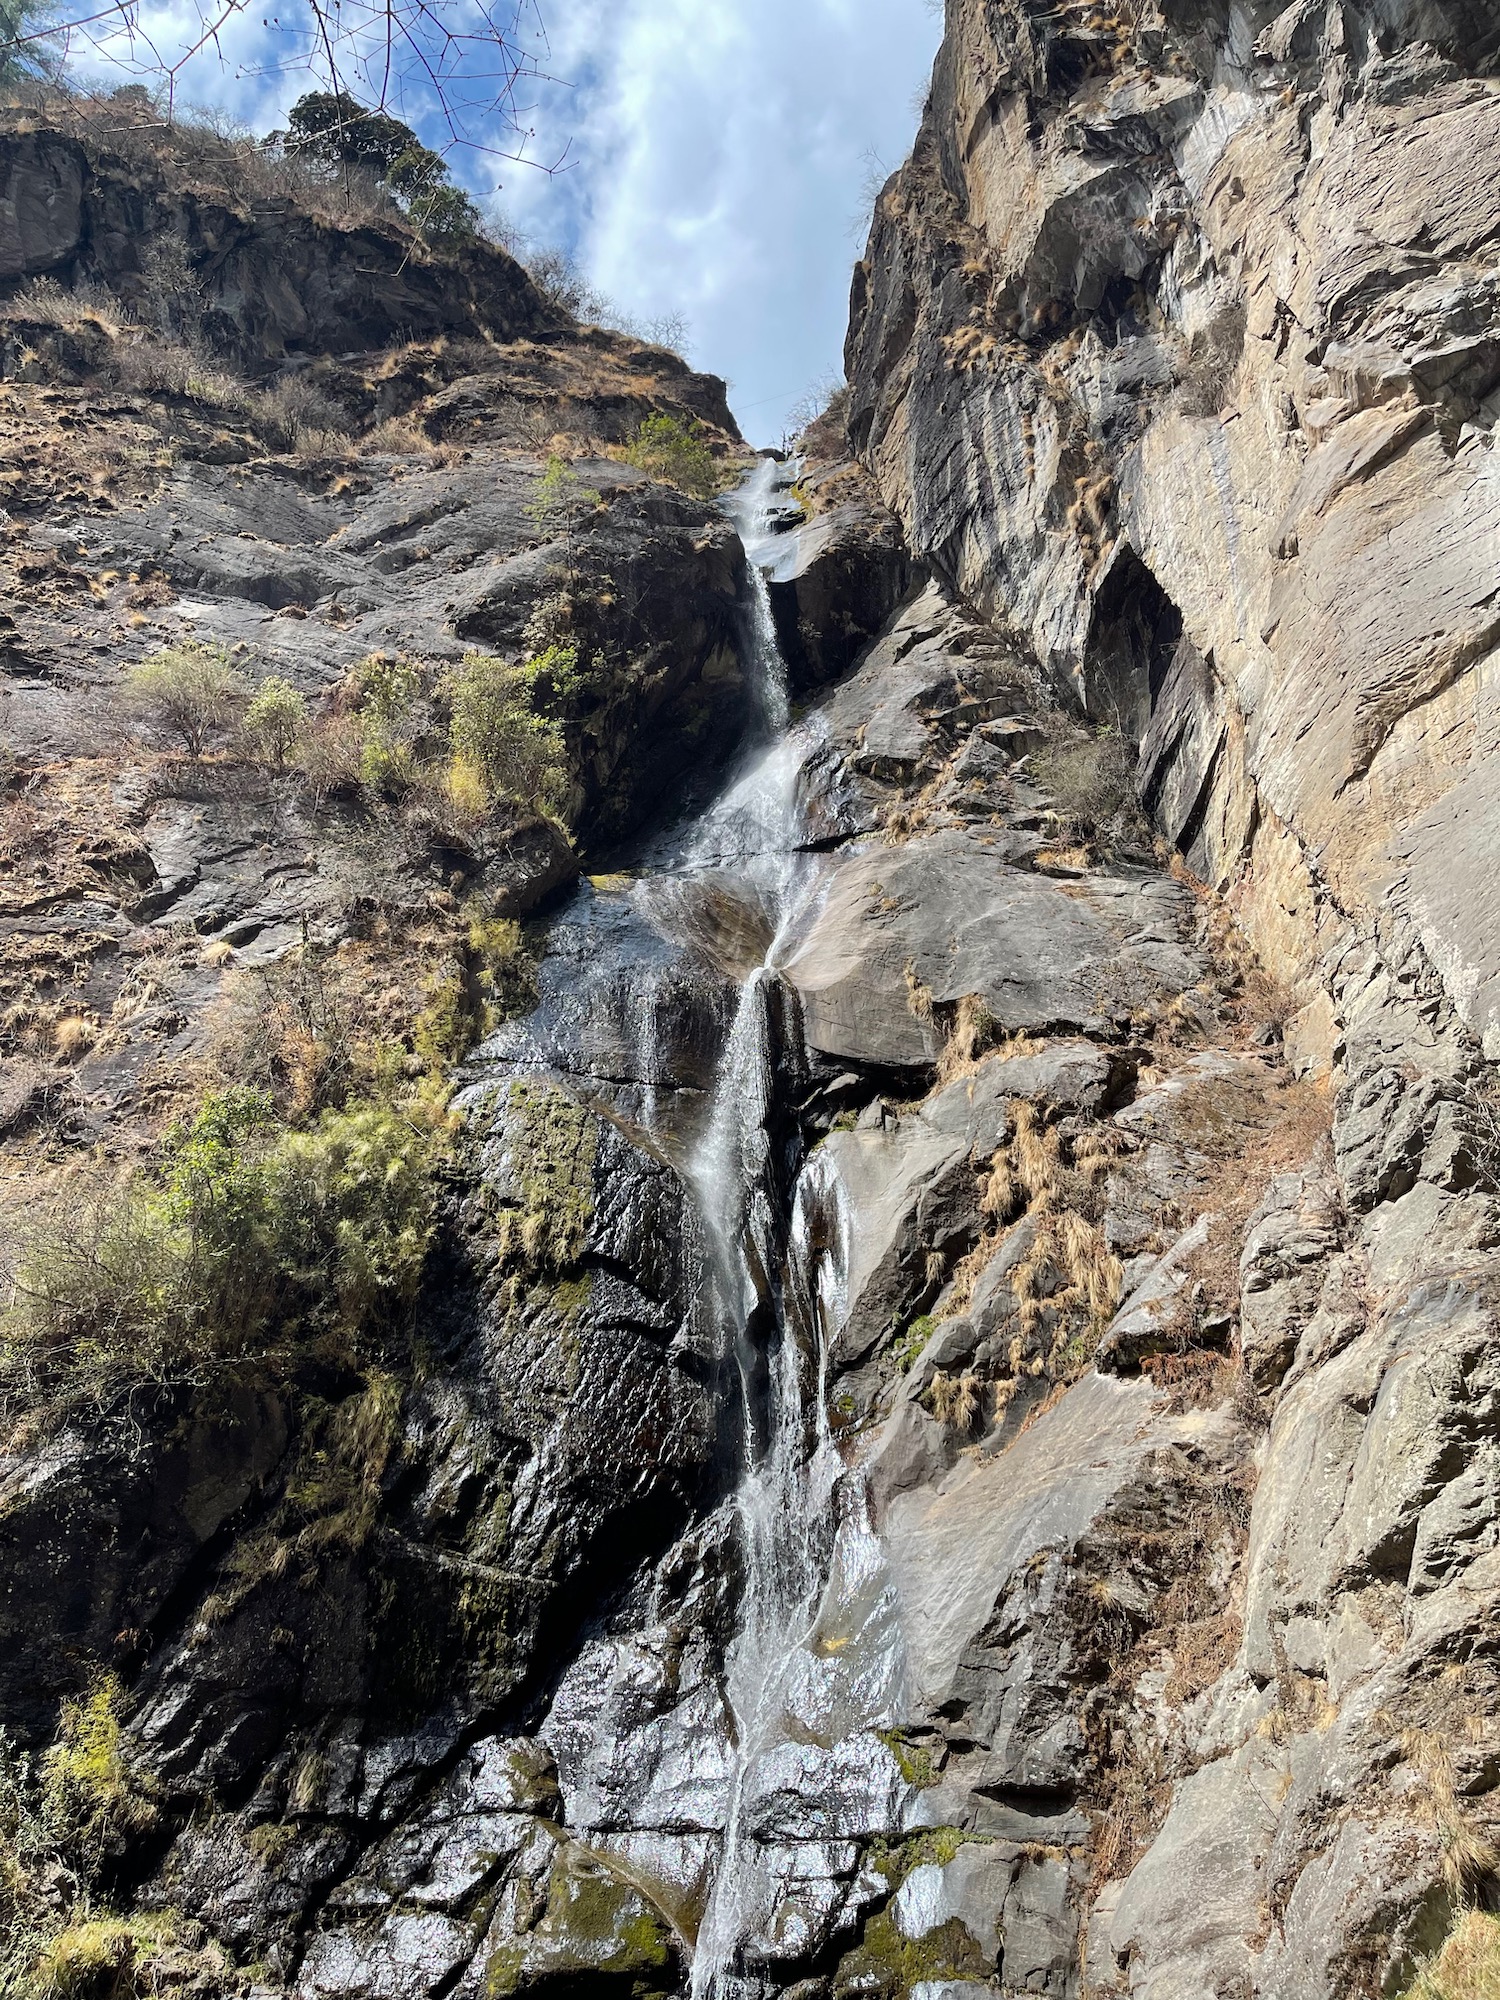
848,0,1500,1061
837,2,1500,1992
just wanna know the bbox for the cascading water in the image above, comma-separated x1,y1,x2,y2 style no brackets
522,457,909,1999
680,466,910,2000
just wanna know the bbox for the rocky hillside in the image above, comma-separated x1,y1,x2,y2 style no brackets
2,16,1500,2000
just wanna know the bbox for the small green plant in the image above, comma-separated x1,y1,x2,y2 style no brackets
40,1675,158,1864
243,675,308,765
121,641,248,756
0,1672,171,1998
524,454,603,536
447,651,569,818
622,414,725,500
356,651,424,797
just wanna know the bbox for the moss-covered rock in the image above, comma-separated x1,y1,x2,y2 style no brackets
486,1840,678,1999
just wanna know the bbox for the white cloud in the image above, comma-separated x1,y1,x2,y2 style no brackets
499,0,941,441
89,0,940,443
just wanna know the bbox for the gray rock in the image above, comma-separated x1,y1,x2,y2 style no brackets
782,830,1203,1070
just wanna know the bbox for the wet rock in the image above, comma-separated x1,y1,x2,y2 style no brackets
0,1384,288,1737
765,460,915,693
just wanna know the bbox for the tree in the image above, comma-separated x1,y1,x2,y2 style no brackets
285,89,480,242
0,2,557,175
0,0,57,82
121,641,248,757
524,454,602,537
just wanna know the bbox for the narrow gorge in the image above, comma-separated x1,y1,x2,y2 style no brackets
2,1,1500,1997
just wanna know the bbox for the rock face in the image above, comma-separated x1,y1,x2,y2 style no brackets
5,21,1500,2000
836,0,1500,1993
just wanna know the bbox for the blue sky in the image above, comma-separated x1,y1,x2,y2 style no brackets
77,1,942,443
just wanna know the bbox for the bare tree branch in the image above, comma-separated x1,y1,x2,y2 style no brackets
0,0,559,167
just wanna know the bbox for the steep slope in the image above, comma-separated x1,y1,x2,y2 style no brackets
837,0,1500,1993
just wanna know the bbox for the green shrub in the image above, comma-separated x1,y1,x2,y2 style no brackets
622,414,725,500
355,651,425,798
243,675,308,765
120,641,248,756
40,1676,157,1864
413,911,539,1074
524,454,602,536
448,651,569,818
3,1090,439,1425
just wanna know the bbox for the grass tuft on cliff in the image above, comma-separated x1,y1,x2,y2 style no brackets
1400,1911,1500,2000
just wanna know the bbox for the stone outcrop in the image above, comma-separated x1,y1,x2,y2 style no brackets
835,0,1500,1992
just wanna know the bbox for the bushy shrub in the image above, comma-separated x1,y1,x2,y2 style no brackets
1030,728,1148,856
120,642,248,756
242,675,308,765
447,651,569,817
0,1677,185,2000
298,712,365,808
622,414,725,500
3,1089,439,1424
355,651,425,798
413,908,539,1072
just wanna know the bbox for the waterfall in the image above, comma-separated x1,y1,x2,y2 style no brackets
680,464,908,2000
530,457,908,2000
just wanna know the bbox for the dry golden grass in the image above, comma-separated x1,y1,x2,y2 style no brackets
1401,1913,1500,2000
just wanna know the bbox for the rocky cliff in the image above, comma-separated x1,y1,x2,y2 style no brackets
3,20,1500,2000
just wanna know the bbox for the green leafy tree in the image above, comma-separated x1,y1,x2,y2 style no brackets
285,90,479,242
0,0,59,83
243,675,308,765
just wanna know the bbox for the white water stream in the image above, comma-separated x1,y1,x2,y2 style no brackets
526,458,909,1999
678,463,910,2000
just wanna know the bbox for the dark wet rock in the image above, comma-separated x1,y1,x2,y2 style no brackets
0,1384,289,1740
764,460,915,694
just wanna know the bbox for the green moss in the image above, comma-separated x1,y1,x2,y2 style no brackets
876,1731,942,1791
247,1820,297,1868
486,1943,526,1998
486,1850,675,1999
889,1314,937,1377
864,1825,977,1890
835,1910,990,2000
497,1082,598,1275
